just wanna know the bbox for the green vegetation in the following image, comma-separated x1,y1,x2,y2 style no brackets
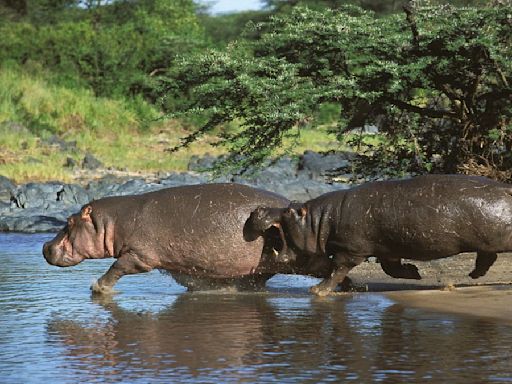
0,64,335,183
167,2,511,179
0,0,509,183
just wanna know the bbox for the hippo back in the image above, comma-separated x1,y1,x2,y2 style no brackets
91,183,289,278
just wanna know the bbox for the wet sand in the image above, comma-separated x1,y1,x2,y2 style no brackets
386,286,512,324
346,252,512,323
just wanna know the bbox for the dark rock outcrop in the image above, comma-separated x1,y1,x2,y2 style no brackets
82,153,103,170
0,151,353,233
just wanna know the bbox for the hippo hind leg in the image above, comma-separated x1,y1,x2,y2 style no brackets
469,251,497,279
379,258,422,280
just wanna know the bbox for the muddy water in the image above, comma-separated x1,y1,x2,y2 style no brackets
1,233,512,383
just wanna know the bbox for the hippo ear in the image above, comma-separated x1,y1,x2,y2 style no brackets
81,205,93,221
299,207,307,217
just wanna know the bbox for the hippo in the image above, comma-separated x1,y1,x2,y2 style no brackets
42,183,335,294
244,175,512,295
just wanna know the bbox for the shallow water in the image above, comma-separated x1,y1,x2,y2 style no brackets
1,233,511,383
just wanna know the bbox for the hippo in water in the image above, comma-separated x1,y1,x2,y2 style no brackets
244,175,512,295
43,183,333,294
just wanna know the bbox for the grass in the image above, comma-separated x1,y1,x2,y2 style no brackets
0,64,342,184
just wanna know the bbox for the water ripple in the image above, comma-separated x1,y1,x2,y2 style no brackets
1,233,512,383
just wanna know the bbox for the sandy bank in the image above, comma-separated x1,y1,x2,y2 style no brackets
386,285,512,324
338,252,512,323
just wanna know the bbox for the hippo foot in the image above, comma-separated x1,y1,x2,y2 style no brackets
468,270,485,279
90,281,117,295
310,284,332,297
402,263,422,280
337,277,355,292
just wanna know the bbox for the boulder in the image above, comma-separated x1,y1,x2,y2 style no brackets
10,183,63,209
298,150,352,180
82,153,103,170
0,175,15,203
57,184,91,206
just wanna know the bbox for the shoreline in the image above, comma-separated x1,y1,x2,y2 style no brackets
0,151,354,233
385,285,512,324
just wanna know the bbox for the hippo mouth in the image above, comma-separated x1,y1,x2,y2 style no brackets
266,225,293,264
43,237,84,267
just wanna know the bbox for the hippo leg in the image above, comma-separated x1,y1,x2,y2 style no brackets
337,276,354,291
379,258,422,280
91,253,153,294
310,254,365,296
469,251,497,279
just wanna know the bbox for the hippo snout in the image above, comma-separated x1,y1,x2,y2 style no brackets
43,238,80,267
42,241,51,259
43,240,60,265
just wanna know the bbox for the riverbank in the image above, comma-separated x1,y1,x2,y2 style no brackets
342,253,512,323
386,285,512,324
0,150,354,232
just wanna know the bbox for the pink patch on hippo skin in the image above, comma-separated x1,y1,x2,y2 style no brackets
81,205,93,222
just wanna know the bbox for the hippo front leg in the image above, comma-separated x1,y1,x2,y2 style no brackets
310,254,365,296
91,252,154,294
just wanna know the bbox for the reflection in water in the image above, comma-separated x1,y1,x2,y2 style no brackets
1,233,512,383
46,294,512,383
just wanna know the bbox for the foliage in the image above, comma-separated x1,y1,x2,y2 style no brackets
0,63,147,135
0,0,206,99
165,2,512,179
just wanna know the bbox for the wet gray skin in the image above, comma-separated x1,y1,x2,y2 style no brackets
42,183,334,294
246,175,512,296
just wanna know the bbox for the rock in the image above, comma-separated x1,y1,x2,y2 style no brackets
159,172,210,188
242,175,349,202
115,179,155,196
65,157,77,168
44,135,77,151
0,214,66,233
82,153,103,170
0,176,15,203
187,154,219,171
10,183,63,209
232,157,298,186
86,174,132,200
0,150,357,233
57,184,91,206
298,150,352,180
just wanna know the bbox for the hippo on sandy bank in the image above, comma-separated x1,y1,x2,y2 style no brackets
245,175,512,296
43,183,334,294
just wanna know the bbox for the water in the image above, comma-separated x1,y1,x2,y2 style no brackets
1,233,511,383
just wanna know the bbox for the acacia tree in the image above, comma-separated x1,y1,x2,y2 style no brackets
165,2,511,179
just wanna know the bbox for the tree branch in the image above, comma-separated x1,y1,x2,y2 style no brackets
403,2,420,48
389,99,458,119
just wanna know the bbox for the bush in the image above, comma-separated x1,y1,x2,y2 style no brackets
0,0,207,99
165,2,512,179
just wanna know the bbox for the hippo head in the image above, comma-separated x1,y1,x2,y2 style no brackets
244,204,308,264
244,206,289,262
243,206,284,241
245,204,335,277
43,204,113,267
